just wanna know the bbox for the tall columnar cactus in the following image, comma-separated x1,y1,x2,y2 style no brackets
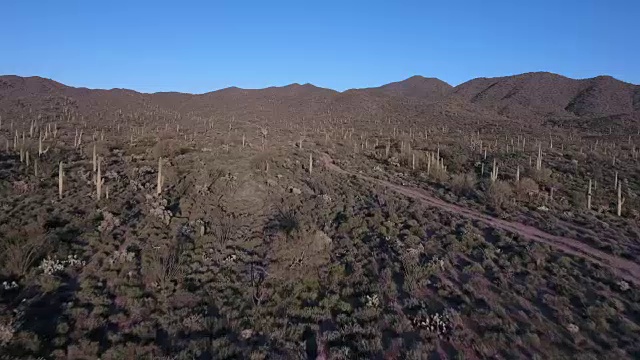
92,144,97,172
59,162,64,199
157,157,163,196
96,157,104,200
617,182,625,216
515,165,520,183
309,153,313,174
536,143,542,171
491,159,499,182
587,179,592,210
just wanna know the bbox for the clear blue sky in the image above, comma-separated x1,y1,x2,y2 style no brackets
2,0,638,93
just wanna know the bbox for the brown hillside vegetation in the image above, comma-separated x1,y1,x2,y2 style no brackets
366,76,454,102
452,72,639,119
1,72,640,359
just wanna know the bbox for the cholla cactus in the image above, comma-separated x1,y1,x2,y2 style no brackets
108,249,135,265
223,254,238,264
0,281,18,291
413,309,456,337
146,194,172,224
365,294,380,308
39,255,86,275
426,256,446,273
98,211,121,233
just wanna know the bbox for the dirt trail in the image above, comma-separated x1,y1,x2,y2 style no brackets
320,153,640,286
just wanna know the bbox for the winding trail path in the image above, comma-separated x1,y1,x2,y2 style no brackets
321,153,640,285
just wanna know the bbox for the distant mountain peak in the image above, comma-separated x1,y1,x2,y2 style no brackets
453,71,639,117
370,75,453,102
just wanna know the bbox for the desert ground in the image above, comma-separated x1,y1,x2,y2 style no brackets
1,73,640,359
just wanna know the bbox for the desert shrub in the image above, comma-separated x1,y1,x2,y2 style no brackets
141,244,183,290
0,232,50,277
429,166,448,183
177,146,195,155
442,149,469,174
485,181,513,208
267,207,300,237
570,190,587,209
207,204,255,245
450,172,476,196
515,177,539,200
529,168,553,186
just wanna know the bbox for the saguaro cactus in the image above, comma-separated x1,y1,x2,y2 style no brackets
96,157,104,200
157,157,163,195
93,144,97,172
617,182,624,216
59,162,64,199
587,179,592,210
536,143,542,170
309,153,313,174
491,159,499,182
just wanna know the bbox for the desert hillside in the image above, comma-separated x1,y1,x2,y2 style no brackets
1,73,640,359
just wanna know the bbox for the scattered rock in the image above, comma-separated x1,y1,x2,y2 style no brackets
567,323,579,334
240,329,254,340
289,187,302,195
617,280,631,292
313,230,333,249
320,194,332,202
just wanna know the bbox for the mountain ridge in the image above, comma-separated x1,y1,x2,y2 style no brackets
2,72,637,95
1,72,638,128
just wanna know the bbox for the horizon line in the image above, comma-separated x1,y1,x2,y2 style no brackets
1,71,636,96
